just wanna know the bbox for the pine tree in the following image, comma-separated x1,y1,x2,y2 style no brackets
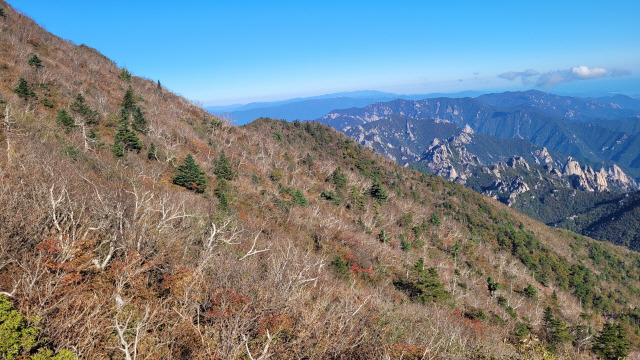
173,154,207,193
28,54,42,68
56,109,75,132
121,87,136,112
147,143,157,160
592,323,631,360
13,77,36,101
214,150,236,181
543,306,573,351
111,141,124,158
112,116,142,157
118,68,132,82
70,93,98,125
331,167,347,191
132,107,147,133
398,258,449,303
369,177,387,204
214,178,229,209
0,7,5,18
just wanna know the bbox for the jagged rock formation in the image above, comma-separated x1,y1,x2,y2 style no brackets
561,157,637,192
484,176,531,206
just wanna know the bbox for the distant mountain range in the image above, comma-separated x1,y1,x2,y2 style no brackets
316,90,640,250
319,91,640,176
205,90,483,125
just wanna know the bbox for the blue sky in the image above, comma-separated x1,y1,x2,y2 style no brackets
9,1,640,105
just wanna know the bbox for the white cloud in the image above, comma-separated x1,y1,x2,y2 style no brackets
571,65,608,79
499,65,630,87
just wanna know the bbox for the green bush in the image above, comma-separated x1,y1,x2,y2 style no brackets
13,77,36,101
0,295,75,360
394,258,449,303
56,109,74,132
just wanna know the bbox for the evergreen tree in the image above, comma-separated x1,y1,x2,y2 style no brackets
118,68,132,82
302,153,313,169
70,93,98,125
121,87,136,114
132,107,147,133
56,109,75,132
348,186,366,211
214,178,230,209
394,258,449,304
110,141,124,158
592,323,631,360
147,143,157,160
13,77,36,101
331,167,347,191
111,117,142,157
28,54,42,68
173,154,207,193
0,7,5,18
408,258,449,303
543,306,573,351
369,177,387,204
214,150,236,181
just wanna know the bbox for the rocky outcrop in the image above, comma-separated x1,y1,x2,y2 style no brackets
608,164,638,191
483,176,531,207
560,157,638,192
534,147,553,164
419,131,482,184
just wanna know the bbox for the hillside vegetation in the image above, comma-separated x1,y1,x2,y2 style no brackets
0,2,639,359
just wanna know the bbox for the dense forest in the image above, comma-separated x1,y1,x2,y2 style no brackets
0,2,639,359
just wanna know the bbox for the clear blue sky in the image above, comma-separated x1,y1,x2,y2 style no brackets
8,1,640,105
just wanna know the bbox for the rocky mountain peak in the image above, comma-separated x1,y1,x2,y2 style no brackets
507,156,530,170
534,147,553,164
608,164,638,191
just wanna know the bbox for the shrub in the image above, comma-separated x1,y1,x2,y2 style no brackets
0,295,75,359
523,284,537,299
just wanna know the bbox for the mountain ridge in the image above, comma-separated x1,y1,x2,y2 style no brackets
1,2,640,358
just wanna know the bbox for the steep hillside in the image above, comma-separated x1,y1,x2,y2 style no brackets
340,113,640,249
1,2,640,359
551,191,640,250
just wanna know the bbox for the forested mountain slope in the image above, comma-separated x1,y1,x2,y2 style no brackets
0,2,639,359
